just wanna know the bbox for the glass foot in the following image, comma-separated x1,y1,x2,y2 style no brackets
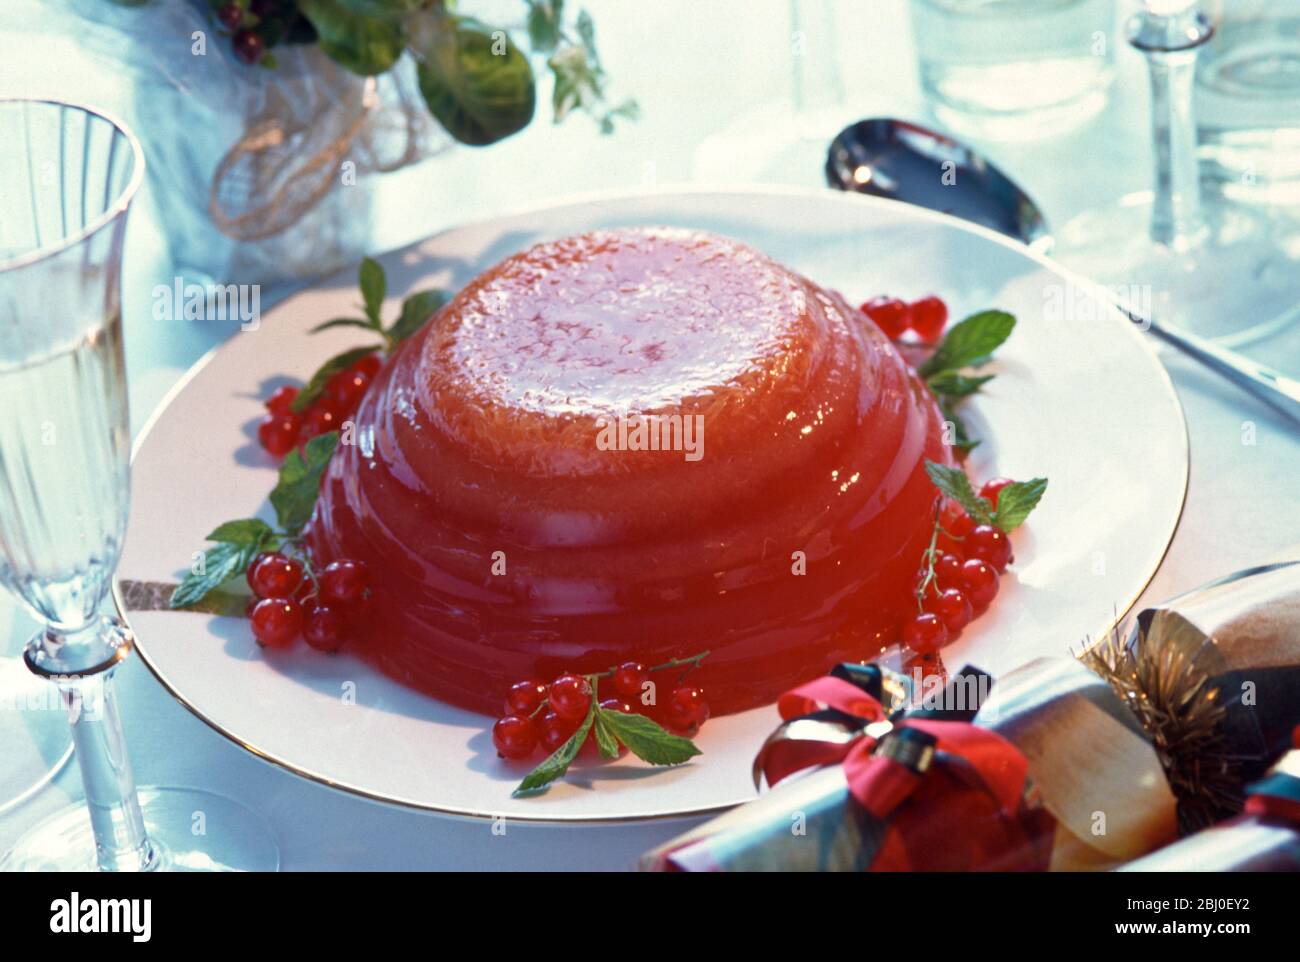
0,655,74,814
1054,190,1300,346
0,787,279,872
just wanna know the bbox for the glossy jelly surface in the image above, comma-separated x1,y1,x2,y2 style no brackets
308,228,949,715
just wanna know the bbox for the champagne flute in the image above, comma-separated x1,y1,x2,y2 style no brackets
1052,0,1300,344
0,99,277,871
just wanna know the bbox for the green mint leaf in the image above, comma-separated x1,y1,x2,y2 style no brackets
291,346,380,413
386,289,448,344
170,539,265,609
297,0,406,76
309,317,375,335
525,0,564,53
924,460,994,525
592,709,621,759
359,257,386,325
514,707,595,795
269,432,340,535
206,518,275,546
919,310,1016,378
991,477,1048,532
416,15,537,147
926,371,994,399
596,709,701,766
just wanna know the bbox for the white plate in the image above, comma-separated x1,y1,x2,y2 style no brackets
114,186,1187,822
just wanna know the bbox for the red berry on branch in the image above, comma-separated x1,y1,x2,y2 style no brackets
667,686,710,730
232,30,264,65
927,587,973,634
492,716,538,760
303,604,346,653
959,558,999,611
934,552,964,591
265,385,298,415
979,477,1014,509
548,674,592,722
861,296,911,339
903,611,948,654
250,597,303,648
967,524,1012,572
352,354,382,379
539,711,578,751
216,3,242,31
612,661,649,700
257,413,301,458
247,551,304,598
328,368,371,412
909,295,948,342
319,559,369,607
599,697,633,715
504,679,548,717
303,399,341,439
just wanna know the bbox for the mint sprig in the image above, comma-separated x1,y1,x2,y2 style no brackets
596,709,701,766
514,708,596,795
916,309,1016,452
292,258,447,413
925,460,1047,534
170,431,341,610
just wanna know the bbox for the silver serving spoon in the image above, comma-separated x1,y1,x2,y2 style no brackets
827,118,1300,426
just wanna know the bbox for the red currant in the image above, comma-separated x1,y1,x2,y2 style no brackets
967,524,1012,573
927,587,973,634
909,295,948,342
599,697,633,715
265,385,299,415
320,559,369,607
903,612,949,654
612,662,649,700
303,604,346,653
934,552,964,591
232,30,264,65
216,3,242,31
328,368,372,413
504,679,548,717
247,552,304,599
250,597,303,648
303,399,341,439
352,354,382,379
979,477,1014,509
491,716,538,760
959,558,999,611
539,711,578,751
667,686,710,730
861,296,911,339
548,674,592,722
257,413,302,458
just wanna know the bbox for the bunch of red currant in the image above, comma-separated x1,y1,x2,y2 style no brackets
257,353,380,458
212,0,316,66
860,294,949,343
903,477,1016,655
492,664,711,761
246,552,371,653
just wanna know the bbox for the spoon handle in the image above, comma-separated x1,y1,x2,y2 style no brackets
1141,315,1300,425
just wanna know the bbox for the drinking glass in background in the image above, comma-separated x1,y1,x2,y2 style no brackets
910,0,1117,139
0,99,276,871
1196,0,1300,203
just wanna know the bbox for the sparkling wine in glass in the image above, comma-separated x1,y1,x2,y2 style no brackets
0,99,277,872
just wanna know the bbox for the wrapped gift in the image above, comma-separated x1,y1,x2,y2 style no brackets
642,561,1300,872
1119,732,1300,871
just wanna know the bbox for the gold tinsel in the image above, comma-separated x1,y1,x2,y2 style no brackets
1078,624,1243,834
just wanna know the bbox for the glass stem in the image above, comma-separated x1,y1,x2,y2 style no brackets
25,617,158,871
1130,5,1215,252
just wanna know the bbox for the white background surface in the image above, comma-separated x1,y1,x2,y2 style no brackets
2,0,1298,869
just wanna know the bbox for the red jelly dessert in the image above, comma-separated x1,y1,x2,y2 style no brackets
307,227,950,716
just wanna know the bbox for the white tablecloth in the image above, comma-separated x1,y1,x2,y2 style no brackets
3,0,1297,869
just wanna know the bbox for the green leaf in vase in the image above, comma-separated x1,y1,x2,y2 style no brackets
416,16,537,147
297,0,406,76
